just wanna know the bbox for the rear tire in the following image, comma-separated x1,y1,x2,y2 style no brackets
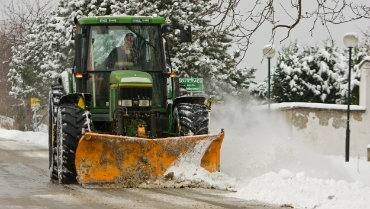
48,98,58,180
48,85,63,180
56,105,90,184
173,103,209,136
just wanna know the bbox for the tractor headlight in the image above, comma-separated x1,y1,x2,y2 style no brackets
118,99,132,106
139,99,150,107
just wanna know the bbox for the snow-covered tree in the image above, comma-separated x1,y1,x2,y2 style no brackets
270,40,365,104
8,0,254,102
249,79,268,101
338,38,369,104
8,0,125,102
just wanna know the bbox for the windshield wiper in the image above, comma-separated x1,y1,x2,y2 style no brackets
127,25,156,50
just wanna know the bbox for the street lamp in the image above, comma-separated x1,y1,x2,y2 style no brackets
263,44,276,110
343,32,359,162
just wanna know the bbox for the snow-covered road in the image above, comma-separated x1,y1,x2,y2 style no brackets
0,130,278,209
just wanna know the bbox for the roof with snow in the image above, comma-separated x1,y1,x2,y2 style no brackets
78,16,166,25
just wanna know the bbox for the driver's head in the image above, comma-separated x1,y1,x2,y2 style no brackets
124,33,135,47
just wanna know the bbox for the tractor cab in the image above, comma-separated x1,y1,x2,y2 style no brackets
83,21,166,109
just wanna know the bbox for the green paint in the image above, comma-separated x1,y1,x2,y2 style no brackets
109,86,118,121
79,16,166,25
67,71,73,93
159,108,167,113
91,108,109,114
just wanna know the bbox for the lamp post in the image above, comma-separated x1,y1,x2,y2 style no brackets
263,44,276,110
343,33,359,162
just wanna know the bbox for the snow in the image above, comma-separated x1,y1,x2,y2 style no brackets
234,168,370,209
164,137,236,190
210,99,370,209
0,115,14,128
271,102,366,111
0,127,48,148
2,97,370,209
359,56,370,68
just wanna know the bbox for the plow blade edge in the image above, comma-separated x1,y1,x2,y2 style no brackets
75,132,224,184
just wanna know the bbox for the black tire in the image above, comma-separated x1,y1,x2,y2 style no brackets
173,103,209,136
48,85,64,180
56,105,90,184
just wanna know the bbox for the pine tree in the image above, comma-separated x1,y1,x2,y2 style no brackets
249,80,267,101
8,0,131,101
270,40,363,104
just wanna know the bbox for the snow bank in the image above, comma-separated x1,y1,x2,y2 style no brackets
0,127,48,148
210,98,370,208
234,168,370,209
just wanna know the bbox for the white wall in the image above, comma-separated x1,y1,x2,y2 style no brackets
274,57,370,157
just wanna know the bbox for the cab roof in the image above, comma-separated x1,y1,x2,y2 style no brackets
78,16,166,25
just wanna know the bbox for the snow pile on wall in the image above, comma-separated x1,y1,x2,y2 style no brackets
271,102,366,110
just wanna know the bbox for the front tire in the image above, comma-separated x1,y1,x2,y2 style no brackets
56,105,89,184
173,103,209,136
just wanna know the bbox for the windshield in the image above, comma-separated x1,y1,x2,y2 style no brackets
87,25,163,72
85,25,165,109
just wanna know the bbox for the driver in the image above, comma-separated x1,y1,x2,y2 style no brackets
105,33,136,69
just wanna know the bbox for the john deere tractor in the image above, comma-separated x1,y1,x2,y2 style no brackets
48,16,224,184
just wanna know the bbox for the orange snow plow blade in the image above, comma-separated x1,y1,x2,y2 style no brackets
75,132,224,184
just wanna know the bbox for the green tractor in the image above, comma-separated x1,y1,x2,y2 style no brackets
48,16,224,185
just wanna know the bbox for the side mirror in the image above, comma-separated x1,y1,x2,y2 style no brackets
180,25,192,43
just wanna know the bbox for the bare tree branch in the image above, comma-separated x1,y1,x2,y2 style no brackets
0,0,52,46
209,0,369,65
272,0,302,43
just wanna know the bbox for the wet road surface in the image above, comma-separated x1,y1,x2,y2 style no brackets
0,137,282,209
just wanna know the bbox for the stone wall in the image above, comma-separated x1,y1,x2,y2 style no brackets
275,104,367,156
273,57,370,157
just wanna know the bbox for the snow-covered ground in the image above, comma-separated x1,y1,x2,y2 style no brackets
0,128,48,148
1,99,370,209
170,99,370,209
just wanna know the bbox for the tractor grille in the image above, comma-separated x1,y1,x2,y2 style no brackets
118,86,152,110
119,87,152,100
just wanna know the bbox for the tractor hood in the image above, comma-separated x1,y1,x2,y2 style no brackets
110,70,153,85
